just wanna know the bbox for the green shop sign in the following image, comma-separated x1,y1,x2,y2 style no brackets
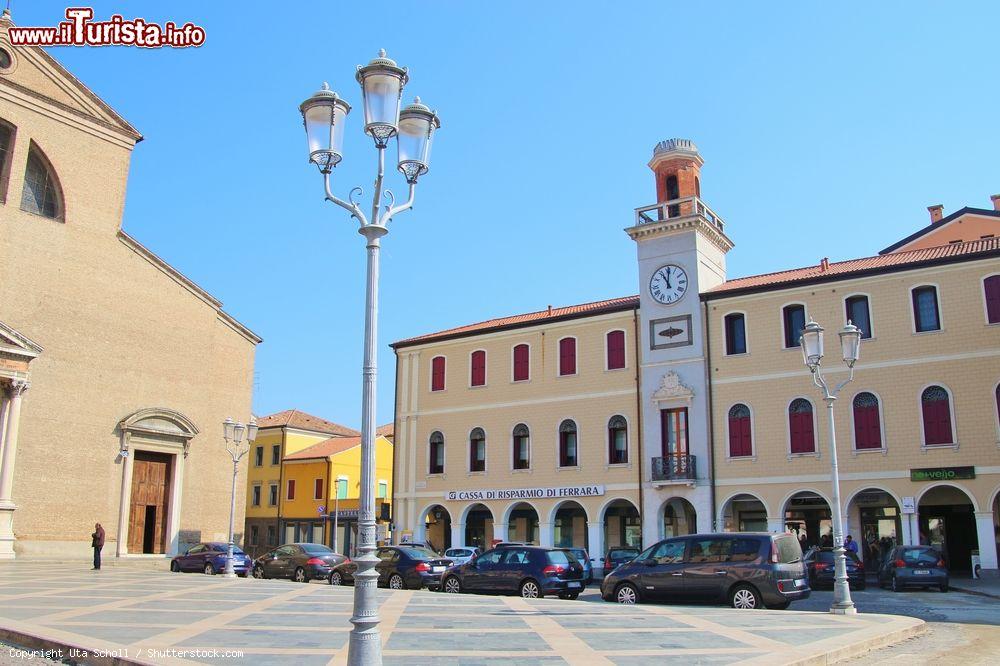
910,466,975,482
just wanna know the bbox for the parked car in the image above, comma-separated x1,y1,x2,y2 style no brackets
441,546,585,599
605,547,641,574
877,545,948,592
171,542,251,576
444,547,481,567
803,547,866,590
252,543,347,582
567,548,594,584
328,545,454,590
601,532,810,609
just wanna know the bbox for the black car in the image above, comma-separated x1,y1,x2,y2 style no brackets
877,545,949,592
601,532,810,609
441,546,585,599
252,543,347,582
803,547,866,590
604,547,641,575
328,545,454,590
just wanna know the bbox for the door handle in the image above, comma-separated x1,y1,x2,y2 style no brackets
714,571,727,575
671,572,683,576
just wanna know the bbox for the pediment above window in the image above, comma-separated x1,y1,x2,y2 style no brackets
652,371,694,404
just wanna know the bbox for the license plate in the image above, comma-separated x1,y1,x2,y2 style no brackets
913,569,930,575
567,582,581,588
794,578,806,587
432,566,444,573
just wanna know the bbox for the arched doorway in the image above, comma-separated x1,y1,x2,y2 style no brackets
462,503,493,549
661,497,697,539
918,485,978,572
719,493,768,533
602,499,641,552
506,502,539,545
846,488,901,572
783,490,832,549
552,501,588,549
422,504,452,553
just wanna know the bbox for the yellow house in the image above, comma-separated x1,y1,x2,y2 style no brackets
243,409,359,557
281,434,394,556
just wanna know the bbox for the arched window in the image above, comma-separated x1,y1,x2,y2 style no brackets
513,344,529,381
985,275,1000,324
0,119,14,203
608,415,628,464
728,404,752,457
558,419,578,467
469,427,486,472
431,356,446,391
606,330,626,370
470,350,486,387
558,337,576,376
666,174,680,217
512,423,530,470
921,385,953,446
20,143,63,219
428,431,445,474
788,398,815,454
852,392,882,450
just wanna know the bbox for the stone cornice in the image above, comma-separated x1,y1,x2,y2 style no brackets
624,215,734,255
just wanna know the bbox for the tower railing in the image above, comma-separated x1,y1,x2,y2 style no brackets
634,196,725,233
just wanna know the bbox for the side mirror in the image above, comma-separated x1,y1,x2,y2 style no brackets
643,558,657,567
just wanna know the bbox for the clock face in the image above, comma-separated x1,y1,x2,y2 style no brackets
649,265,689,304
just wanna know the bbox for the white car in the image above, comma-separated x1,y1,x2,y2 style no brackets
444,547,482,567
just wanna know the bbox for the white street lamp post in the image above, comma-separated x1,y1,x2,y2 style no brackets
800,319,862,615
299,49,440,666
222,417,258,579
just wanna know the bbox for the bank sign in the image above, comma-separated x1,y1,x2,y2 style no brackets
909,466,975,482
445,485,605,502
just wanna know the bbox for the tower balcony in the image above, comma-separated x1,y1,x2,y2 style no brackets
634,196,726,234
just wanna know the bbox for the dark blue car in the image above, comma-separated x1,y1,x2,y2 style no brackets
171,542,251,576
441,546,585,599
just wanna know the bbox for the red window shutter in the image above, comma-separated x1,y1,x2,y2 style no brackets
471,350,486,386
431,357,445,391
559,434,567,467
985,276,1000,324
791,412,814,453
469,440,475,470
923,399,952,445
607,330,625,369
513,344,529,381
854,405,881,449
740,416,752,456
287,480,295,500
559,338,576,375
728,416,741,457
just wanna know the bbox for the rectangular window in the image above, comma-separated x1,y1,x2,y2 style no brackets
559,430,578,467
724,313,747,355
286,479,296,501
336,478,348,500
266,525,277,545
660,408,689,457
0,123,13,204
314,478,324,500
984,276,1000,324
609,426,628,464
559,338,576,376
429,440,444,474
251,484,261,507
431,356,446,391
250,525,259,546
912,286,940,332
271,444,281,466
254,446,264,467
471,350,486,386
377,480,388,499
845,296,872,339
607,330,626,369
513,344,530,381
470,435,486,472
513,435,530,470
268,483,278,507
783,305,805,348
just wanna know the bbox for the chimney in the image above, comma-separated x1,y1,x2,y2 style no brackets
927,205,944,224
991,194,1000,212
547,305,552,316
820,257,829,272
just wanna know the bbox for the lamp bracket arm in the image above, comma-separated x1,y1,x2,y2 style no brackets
323,174,368,225
832,366,855,396
379,183,416,226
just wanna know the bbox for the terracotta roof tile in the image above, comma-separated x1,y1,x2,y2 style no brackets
707,237,1000,296
392,295,640,348
284,436,360,461
376,423,394,438
256,409,360,437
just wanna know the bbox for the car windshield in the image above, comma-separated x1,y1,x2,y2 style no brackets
301,544,333,555
609,548,639,559
900,548,941,566
568,548,587,560
774,535,802,564
445,549,470,557
547,550,579,565
400,547,438,560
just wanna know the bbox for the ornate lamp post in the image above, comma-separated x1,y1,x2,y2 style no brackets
298,49,440,666
222,416,257,579
800,319,862,615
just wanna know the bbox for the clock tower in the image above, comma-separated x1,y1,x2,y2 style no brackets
624,139,734,545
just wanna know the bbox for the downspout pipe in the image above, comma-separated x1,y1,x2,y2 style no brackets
703,300,718,531
633,307,645,545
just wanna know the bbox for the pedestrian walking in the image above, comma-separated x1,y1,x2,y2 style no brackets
91,523,105,570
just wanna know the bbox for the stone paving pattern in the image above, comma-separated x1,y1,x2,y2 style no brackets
0,564,922,665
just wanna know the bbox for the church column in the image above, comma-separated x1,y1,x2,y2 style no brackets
0,380,29,559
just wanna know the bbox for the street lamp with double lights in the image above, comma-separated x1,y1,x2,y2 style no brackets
222,416,258,579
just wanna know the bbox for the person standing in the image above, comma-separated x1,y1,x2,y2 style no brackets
844,534,859,555
91,523,105,570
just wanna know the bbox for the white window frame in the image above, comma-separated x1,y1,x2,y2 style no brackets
848,389,887,455
556,336,578,377
510,342,532,383
603,328,629,371
724,402,756,461
721,310,750,356
428,431,446,476
556,417,580,470
786,396,820,459
842,292,876,340
469,348,488,388
430,355,447,392
909,283,943,334
779,302,808,350
511,423,531,473
917,382,959,450
605,414,631,467
468,426,488,475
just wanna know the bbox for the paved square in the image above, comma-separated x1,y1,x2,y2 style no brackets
0,563,922,665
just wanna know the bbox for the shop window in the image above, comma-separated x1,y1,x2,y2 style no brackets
431,356,446,391
513,344,529,381
845,295,873,339
20,143,63,220
513,423,530,470
788,398,816,454
606,330,626,370
921,385,953,446
852,392,882,450
469,427,486,472
912,286,940,332
727,404,752,457
429,431,445,474
724,313,747,355
558,337,576,376
470,350,486,387
558,419,578,467
985,275,1000,324
782,304,806,348
608,415,628,464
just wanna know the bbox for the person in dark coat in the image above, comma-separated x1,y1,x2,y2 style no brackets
91,523,105,570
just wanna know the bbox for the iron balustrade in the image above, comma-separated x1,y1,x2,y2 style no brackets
651,454,696,481
634,196,726,233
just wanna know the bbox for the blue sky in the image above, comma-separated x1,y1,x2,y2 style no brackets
17,1,1000,427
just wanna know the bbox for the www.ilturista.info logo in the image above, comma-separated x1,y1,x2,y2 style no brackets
7,7,205,48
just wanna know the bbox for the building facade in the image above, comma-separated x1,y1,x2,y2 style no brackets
391,138,1000,574
0,14,260,558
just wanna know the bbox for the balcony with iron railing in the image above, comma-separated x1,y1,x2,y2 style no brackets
634,196,726,234
651,454,696,484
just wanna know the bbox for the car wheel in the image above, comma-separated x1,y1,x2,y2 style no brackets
204,563,215,575
730,584,762,609
294,567,308,583
891,574,901,592
388,574,405,590
558,592,579,600
252,566,265,579
939,583,948,593
329,571,343,586
443,576,462,594
615,582,639,605
519,579,541,599
170,561,180,573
